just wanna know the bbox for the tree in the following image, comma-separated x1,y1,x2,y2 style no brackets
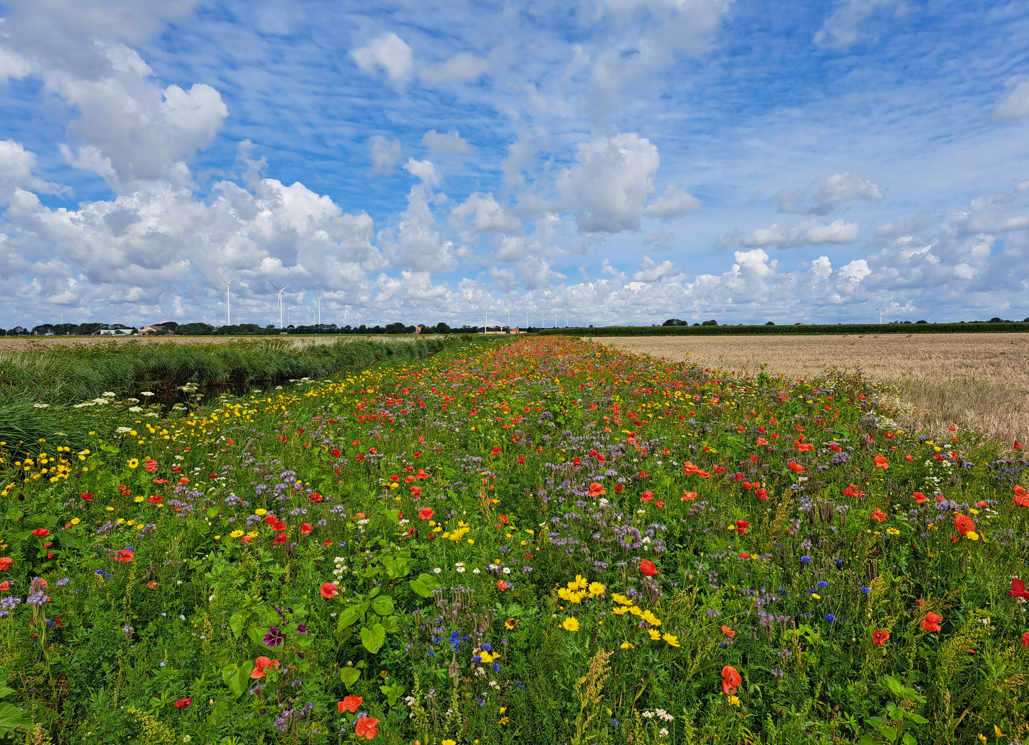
434,322,451,334
765,321,775,325
662,319,687,327
385,322,407,334
701,319,718,326
177,322,216,335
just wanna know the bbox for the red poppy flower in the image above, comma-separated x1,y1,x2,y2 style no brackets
300,523,313,535
588,482,606,497
338,695,363,713
31,528,50,538
144,459,158,473
911,492,927,504
0,581,8,591
721,666,742,695
639,560,659,577
355,717,379,740
1023,632,1029,649
410,486,422,498
873,455,889,469
954,514,975,537
497,580,510,591
146,582,157,588
872,630,890,645
870,508,888,523
0,558,12,572
331,449,341,457
720,625,735,638
251,656,280,678
148,496,163,504
1014,486,1029,508
320,582,339,599
418,507,434,520
921,611,943,633
640,491,654,502
787,462,804,473
81,493,94,502
309,492,323,503
174,698,192,709
241,536,253,544
682,491,697,501
272,532,288,545
1015,440,1023,450
272,520,287,531
113,549,134,562
734,520,750,534
1009,579,1029,599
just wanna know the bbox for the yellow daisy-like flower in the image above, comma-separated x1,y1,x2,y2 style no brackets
811,593,821,600
612,593,633,606
255,509,268,516
561,617,580,632
70,517,81,525
966,531,980,541
611,606,630,616
886,528,901,536
443,740,457,745
230,530,245,538
504,618,518,630
641,610,662,627
726,695,740,707
662,633,680,648
127,458,139,469
588,581,606,597
648,629,662,641
629,606,643,617
620,641,635,650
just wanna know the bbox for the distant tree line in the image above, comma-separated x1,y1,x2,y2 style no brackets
0,320,509,337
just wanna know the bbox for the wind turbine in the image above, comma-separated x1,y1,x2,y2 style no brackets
268,281,290,329
316,296,323,326
877,300,883,325
218,274,237,327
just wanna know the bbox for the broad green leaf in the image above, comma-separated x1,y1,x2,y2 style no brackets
371,595,394,616
340,667,361,688
221,663,253,698
360,623,386,653
409,573,442,598
337,604,365,630
0,702,29,736
902,733,917,745
906,712,929,725
880,726,897,741
229,612,246,639
885,676,905,696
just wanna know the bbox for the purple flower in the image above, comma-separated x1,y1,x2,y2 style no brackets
264,626,285,647
297,624,308,634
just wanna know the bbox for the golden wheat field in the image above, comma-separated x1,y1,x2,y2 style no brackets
593,333,1029,447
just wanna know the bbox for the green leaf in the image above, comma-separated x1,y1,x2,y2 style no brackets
370,595,394,616
221,663,253,698
207,507,219,519
337,604,365,630
905,712,929,725
340,666,361,688
229,612,246,639
246,624,265,646
902,734,917,745
360,623,386,653
885,676,905,696
0,702,29,736
409,573,442,598
4,508,23,522
879,726,897,741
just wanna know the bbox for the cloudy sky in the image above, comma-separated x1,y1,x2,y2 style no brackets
1,0,1029,328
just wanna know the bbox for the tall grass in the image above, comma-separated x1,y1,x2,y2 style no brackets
0,336,469,457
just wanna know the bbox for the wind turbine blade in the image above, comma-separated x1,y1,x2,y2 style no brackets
268,280,280,293
281,285,289,292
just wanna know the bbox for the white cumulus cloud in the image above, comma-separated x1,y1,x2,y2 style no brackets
351,32,414,85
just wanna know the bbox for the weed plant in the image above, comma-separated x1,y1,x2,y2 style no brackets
0,337,1027,744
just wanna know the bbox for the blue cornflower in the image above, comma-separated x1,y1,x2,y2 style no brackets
482,643,492,651
492,662,501,672
800,556,811,563
817,581,828,588
825,614,836,622
861,586,871,594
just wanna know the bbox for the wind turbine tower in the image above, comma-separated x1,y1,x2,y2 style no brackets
218,274,237,327
878,301,884,325
268,281,290,329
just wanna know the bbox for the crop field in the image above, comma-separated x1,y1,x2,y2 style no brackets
1,336,1027,743
594,333,1029,448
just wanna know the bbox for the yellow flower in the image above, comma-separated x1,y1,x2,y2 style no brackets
504,618,518,630
811,593,821,600
966,531,980,541
648,629,662,641
561,617,580,632
134,496,144,503
255,509,268,516
443,740,457,745
641,610,661,627
629,606,643,617
662,633,680,648
994,725,1006,738
230,530,244,538
127,458,139,469
70,517,80,526
620,641,635,650
588,581,606,597
612,606,629,616
726,695,740,707
886,528,900,536
612,593,633,606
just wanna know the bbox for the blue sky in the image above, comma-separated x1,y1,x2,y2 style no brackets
1,0,1029,328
